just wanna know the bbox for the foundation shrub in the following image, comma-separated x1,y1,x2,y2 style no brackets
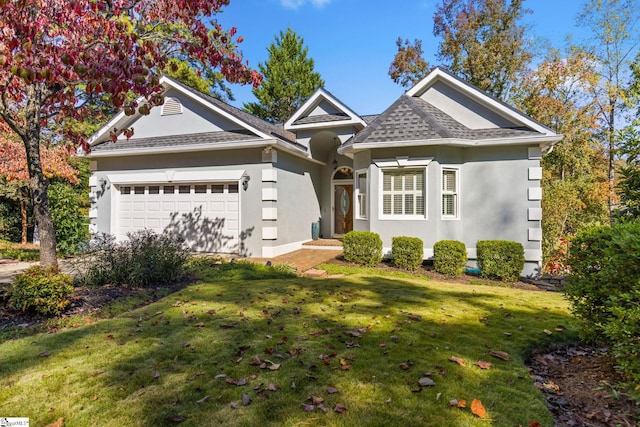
476,240,524,281
433,240,467,276
343,231,382,267
391,236,423,271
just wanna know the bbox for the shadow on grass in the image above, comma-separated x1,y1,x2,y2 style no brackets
0,272,577,426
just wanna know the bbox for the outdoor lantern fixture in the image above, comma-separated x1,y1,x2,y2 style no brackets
332,137,340,170
242,174,250,191
332,159,338,170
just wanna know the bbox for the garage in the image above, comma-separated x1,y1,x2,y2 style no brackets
116,182,240,252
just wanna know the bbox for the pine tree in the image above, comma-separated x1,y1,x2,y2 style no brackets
244,28,324,123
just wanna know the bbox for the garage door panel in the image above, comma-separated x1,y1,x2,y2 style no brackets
117,182,240,253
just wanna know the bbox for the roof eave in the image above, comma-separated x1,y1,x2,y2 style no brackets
338,135,563,155
86,138,308,159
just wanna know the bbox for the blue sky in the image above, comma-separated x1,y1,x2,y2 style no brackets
217,0,590,115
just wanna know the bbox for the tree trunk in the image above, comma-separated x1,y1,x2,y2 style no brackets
23,83,58,268
608,105,616,225
20,199,27,245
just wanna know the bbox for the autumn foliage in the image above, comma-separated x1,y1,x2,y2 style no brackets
0,0,261,266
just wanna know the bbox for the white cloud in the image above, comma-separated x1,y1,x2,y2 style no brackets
280,0,332,9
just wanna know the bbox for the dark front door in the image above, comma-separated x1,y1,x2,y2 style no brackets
334,184,353,235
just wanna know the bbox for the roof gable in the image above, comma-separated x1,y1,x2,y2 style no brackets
89,76,297,147
340,67,562,154
406,67,556,135
284,88,366,130
88,76,308,157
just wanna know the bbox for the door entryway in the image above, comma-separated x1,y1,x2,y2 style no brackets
334,184,353,235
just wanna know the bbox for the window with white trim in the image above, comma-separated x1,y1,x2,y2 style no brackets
442,168,459,218
356,171,367,219
381,169,425,217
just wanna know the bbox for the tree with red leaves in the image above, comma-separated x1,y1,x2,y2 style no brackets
0,0,261,267
0,122,79,244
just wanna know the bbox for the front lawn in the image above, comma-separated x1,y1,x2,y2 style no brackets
0,264,577,426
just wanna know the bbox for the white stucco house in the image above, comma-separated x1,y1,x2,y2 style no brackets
87,67,561,276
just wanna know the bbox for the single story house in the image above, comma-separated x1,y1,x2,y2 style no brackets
86,67,561,276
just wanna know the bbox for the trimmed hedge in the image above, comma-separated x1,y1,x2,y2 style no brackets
433,240,467,276
567,221,640,398
9,266,74,316
391,236,423,271
343,231,382,267
476,240,524,281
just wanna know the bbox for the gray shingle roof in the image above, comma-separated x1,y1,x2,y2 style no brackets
165,76,298,144
91,130,259,152
292,113,350,125
344,94,541,148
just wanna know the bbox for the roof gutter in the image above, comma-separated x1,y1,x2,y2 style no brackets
339,134,564,155
85,138,311,161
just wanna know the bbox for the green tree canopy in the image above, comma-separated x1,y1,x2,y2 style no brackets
244,27,324,123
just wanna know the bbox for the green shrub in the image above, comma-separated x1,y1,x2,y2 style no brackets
9,266,74,316
566,221,640,398
343,231,382,267
476,240,524,281
433,240,467,276
391,236,423,271
75,230,190,287
49,183,89,255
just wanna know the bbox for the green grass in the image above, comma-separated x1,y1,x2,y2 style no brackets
0,241,40,261
0,265,577,426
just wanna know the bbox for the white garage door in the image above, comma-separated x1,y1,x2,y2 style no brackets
117,182,240,252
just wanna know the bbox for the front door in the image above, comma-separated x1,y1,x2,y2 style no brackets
334,184,353,235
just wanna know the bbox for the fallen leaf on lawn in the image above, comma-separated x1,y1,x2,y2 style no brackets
242,393,252,406
236,378,248,386
277,336,288,345
44,418,64,427
194,322,205,328
249,356,262,366
267,383,279,391
196,395,210,404
264,360,280,371
418,377,436,387
327,387,338,394
91,370,104,377
385,397,392,403
214,374,226,380
38,351,51,357
219,322,238,329
166,414,186,423
449,399,466,408
341,364,351,371
230,402,238,409
449,356,466,367
555,325,566,332
436,392,441,400
309,395,324,405
378,342,386,347
408,313,422,321
333,404,347,413
543,329,553,335
301,403,315,412
42,373,52,379
471,399,487,418
153,370,160,380
475,360,492,370
529,421,543,427
503,332,512,337
489,350,510,361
